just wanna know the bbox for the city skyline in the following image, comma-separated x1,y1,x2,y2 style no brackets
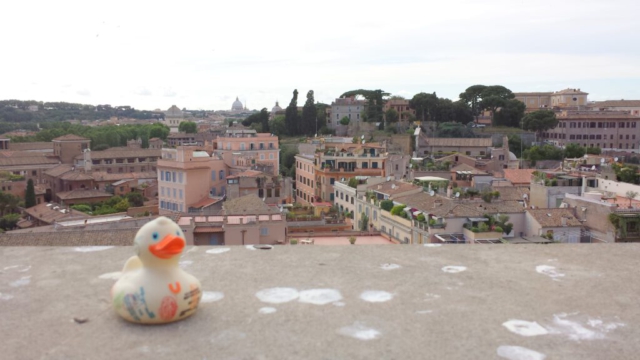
2,0,639,111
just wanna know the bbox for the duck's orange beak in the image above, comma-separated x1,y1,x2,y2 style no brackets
149,235,185,259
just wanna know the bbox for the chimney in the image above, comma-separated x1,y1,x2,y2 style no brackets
83,149,92,173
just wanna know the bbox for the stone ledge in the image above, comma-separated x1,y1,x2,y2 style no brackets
1,244,639,359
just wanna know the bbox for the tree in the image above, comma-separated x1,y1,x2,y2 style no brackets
178,121,197,133
25,179,36,208
522,110,558,137
627,191,638,207
125,192,145,207
409,92,438,122
259,108,270,133
360,212,369,231
380,200,394,211
113,198,130,213
339,116,350,126
285,89,300,136
564,143,586,158
301,91,318,136
586,147,601,155
348,177,358,188
481,85,514,114
269,115,286,136
459,85,487,123
385,108,399,124
493,99,526,127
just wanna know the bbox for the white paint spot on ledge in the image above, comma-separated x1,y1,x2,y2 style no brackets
442,266,467,273
333,302,345,307
416,310,433,314
380,263,401,270
497,345,546,360
98,272,122,280
206,248,230,255
3,265,31,272
536,265,564,281
502,320,549,337
73,246,114,252
256,287,299,304
0,292,14,300
259,307,277,314
338,322,381,341
360,290,394,303
201,291,225,303
10,276,31,287
179,260,193,268
298,289,343,305
424,244,442,247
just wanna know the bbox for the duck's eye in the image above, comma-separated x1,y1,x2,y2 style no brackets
152,232,159,241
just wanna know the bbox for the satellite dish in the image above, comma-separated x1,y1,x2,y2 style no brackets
455,192,460,198
615,157,619,162
591,165,596,170
600,158,605,163
361,135,365,139
429,190,435,196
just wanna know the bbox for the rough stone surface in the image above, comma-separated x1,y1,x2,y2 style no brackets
1,244,639,359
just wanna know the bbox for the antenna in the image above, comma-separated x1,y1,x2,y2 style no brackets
455,192,460,198
429,190,435,196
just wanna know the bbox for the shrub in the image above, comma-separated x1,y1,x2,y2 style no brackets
380,200,394,211
290,239,298,245
71,204,92,213
471,227,479,233
494,226,503,233
348,236,356,244
479,222,489,232
428,218,435,226
417,214,426,222
390,204,405,216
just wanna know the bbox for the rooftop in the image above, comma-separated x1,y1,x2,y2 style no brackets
223,194,279,215
1,244,639,359
503,169,536,185
52,134,90,141
593,100,640,108
425,137,493,147
527,208,583,227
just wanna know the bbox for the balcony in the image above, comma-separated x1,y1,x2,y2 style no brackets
2,245,638,359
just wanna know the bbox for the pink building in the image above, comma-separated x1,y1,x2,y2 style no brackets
294,154,316,205
214,129,280,175
156,146,228,215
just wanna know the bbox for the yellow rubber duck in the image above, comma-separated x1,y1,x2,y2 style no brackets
111,216,201,324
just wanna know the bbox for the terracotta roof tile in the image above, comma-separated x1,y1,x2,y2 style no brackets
223,194,277,215
503,169,536,185
52,134,90,141
527,208,582,228
56,189,113,200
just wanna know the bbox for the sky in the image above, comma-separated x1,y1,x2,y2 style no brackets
2,0,640,111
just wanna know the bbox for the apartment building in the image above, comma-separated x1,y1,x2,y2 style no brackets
514,88,589,110
328,97,366,129
214,129,279,175
542,110,640,150
156,146,228,215
53,134,90,163
73,148,160,174
383,99,415,121
226,169,293,205
590,100,640,116
294,153,315,205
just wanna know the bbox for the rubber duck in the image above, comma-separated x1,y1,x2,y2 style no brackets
111,216,201,324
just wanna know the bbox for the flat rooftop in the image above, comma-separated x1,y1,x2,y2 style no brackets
1,245,639,359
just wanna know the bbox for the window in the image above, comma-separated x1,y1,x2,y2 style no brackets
211,171,216,181
172,172,176,182
219,170,225,179
240,143,245,150
161,200,165,209
395,164,399,171
362,163,368,169
118,167,124,173
179,172,183,183
330,193,334,201
373,210,377,220
590,122,596,128
260,154,265,160
161,187,165,196
620,122,626,128
351,197,354,205
627,135,630,140
372,162,378,169
161,171,165,181
260,228,269,236
179,189,183,199
173,188,177,198
259,189,264,198
330,178,335,185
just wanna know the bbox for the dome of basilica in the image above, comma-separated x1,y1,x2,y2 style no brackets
232,97,243,111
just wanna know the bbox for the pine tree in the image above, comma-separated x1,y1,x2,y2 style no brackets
25,179,36,208
285,89,299,136
302,90,317,136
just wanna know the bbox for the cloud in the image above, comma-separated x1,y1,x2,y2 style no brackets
163,89,177,97
134,88,152,96
76,89,90,96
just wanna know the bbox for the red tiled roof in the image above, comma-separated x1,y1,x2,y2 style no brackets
52,134,90,141
503,169,536,185
190,197,222,209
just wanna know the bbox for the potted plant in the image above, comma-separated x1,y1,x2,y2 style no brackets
348,236,356,245
290,238,298,245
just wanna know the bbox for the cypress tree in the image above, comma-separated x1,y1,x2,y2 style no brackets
25,179,36,208
284,89,299,136
302,90,317,136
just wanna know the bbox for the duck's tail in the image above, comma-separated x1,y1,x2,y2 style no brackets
122,255,142,273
